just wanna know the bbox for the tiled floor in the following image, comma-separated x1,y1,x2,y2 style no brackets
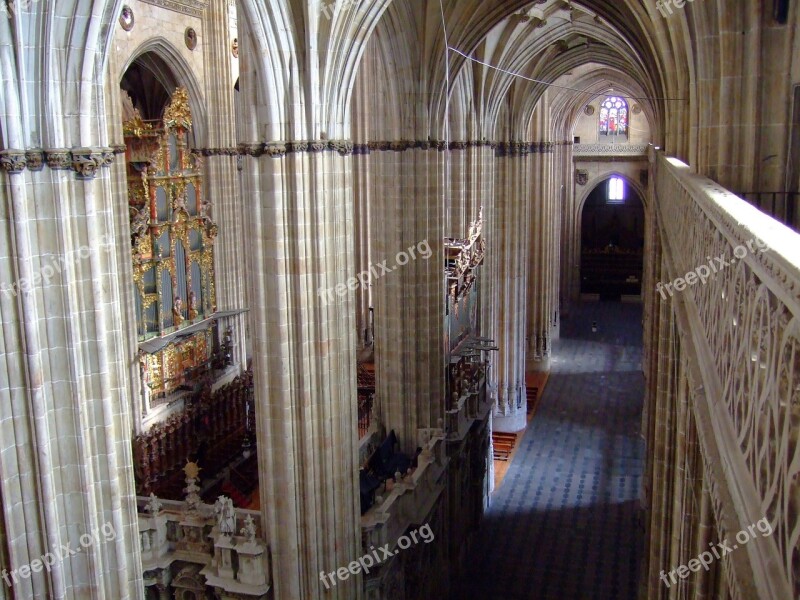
454,301,645,600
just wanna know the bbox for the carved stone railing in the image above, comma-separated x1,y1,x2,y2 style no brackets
653,149,800,598
136,496,270,598
573,143,648,156
361,430,446,555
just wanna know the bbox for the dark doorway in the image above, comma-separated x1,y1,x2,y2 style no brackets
580,176,644,300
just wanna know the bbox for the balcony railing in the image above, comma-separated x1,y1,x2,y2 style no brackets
652,149,800,598
738,191,799,231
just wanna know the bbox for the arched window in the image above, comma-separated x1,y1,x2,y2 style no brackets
608,176,626,204
599,96,628,138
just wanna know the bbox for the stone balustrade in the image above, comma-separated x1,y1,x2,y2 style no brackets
648,148,800,598
361,430,447,554
136,496,270,599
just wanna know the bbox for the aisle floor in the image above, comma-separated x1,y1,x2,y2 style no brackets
454,301,646,600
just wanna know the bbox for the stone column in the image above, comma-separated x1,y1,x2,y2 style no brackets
203,0,248,368
370,143,445,452
240,142,361,600
559,142,579,317
489,143,531,432
643,284,680,600
0,9,142,598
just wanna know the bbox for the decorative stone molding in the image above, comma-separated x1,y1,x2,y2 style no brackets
25,150,44,171
139,0,207,18
328,140,353,155
236,139,507,158
0,147,119,176
264,143,286,158
573,143,648,156
45,149,72,170
0,150,26,174
286,141,309,153
495,141,556,157
584,105,595,116
71,148,105,180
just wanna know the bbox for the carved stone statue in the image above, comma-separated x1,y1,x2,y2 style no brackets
188,291,199,320
130,205,149,241
214,496,236,536
173,296,184,326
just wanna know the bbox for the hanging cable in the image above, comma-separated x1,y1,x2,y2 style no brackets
438,0,452,237
447,46,685,102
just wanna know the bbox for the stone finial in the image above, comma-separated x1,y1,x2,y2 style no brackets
184,461,201,480
145,492,163,516
240,514,256,542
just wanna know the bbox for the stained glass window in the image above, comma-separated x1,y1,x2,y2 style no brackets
599,96,628,137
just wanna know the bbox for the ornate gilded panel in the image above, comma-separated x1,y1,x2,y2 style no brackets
124,87,218,400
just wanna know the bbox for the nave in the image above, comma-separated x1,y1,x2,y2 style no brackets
456,302,645,600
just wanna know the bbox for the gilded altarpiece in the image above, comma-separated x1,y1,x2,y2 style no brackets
124,88,218,402
445,210,491,410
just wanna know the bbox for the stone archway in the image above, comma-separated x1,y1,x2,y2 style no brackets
578,174,645,300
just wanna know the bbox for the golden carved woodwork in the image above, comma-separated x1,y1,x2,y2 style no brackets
122,108,154,138
124,87,218,404
163,87,192,131
141,330,211,398
445,207,485,305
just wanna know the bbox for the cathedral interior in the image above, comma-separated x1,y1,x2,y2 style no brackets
1,0,800,598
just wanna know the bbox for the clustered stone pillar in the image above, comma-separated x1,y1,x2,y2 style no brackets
203,0,248,367
0,10,143,597
526,141,559,371
558,141,578,317
489,142,531,432
368,143,445,453
239,143,362,600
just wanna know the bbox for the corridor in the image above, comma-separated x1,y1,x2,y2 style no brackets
456,301,645,600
